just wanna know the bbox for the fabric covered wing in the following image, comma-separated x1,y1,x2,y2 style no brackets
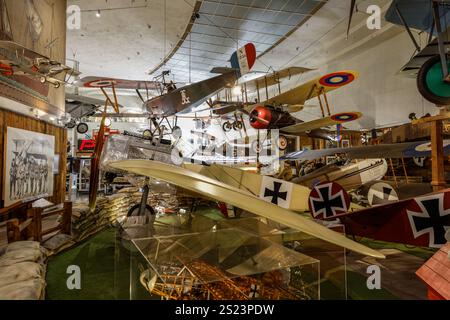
109,160,385,259
263,70,359,106
281,112,362,134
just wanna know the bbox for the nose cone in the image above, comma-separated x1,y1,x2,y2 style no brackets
249,105,271,129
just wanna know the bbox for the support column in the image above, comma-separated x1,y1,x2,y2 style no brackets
431,120,446,191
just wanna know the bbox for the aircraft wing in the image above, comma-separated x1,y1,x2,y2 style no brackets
240,66,314,92
66,93,125,108
281,112,362,134
282,140,450,161
324,189,450,248
75,76,160,90
0,40,48,60
108,159,385,258
262,70,359,106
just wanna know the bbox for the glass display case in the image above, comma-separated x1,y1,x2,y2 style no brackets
130,228,320,300
113,213,349,300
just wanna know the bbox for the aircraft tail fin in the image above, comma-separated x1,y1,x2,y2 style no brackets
230,43,256,77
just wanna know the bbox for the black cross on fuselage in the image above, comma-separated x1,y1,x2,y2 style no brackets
311,186,346,218
264,181,287,205
411,198,450,246
372,186,394,203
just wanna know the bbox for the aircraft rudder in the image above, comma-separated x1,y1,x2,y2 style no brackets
230,43,256,77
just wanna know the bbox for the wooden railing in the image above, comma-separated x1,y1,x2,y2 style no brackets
1,201,71,244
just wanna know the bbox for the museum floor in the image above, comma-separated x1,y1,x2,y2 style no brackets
45,207,436,300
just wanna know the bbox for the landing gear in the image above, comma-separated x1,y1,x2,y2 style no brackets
171,125,182,139
76,122,89,134
232,121,243,131
417,55,450,105
222,121,232,132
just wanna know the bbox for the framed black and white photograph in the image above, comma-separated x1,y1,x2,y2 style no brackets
4,127,55,207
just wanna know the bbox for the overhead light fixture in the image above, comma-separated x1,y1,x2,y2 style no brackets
49,116,56,121
96,9,101,18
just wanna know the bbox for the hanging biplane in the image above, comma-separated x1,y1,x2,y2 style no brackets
210,67,363,144
0,40,78,88
75,43,258,137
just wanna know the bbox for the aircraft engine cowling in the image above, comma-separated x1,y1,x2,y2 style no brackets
249,105,296,130
249,105,272,129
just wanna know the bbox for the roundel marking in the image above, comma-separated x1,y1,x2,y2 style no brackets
331,112,360,122
84,79,118,88
319,72,355,87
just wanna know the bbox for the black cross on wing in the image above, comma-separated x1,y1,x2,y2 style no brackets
407,194,450,248
264,181,288,205
310,183,348,218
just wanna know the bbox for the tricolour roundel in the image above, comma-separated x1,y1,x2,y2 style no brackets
330,112,360,122
83,79,117,88
319,72,356,87
308,182,350,220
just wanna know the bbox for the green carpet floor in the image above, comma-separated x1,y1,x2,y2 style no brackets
46,228,149,300
45,208,435,300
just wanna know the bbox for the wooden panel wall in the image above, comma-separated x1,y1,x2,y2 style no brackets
0,109,67,208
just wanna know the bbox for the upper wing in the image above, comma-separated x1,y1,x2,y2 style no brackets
281,112,362,134
75,76,160,90
0,40,48,60
325,189,450,248
66,93,125,108
240,67,314,92
109,159,384,258
282,140,450,161
263,70,359,106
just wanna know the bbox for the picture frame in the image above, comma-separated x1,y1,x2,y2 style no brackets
3,127,55,207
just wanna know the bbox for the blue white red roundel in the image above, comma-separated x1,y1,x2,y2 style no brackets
319,72,355,87
331,112,360,122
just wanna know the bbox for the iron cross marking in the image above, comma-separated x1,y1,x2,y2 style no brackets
372,186,394,203
311,185,346,218
264,181,287,205
409,198,450,247
249,284,260,298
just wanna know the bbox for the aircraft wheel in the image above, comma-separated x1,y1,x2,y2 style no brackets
251,140,261,153
127,204,155,217
76,122,89,134
142,129,152,138
40,76,46,84
276,135,288,151
54,82,61,89
417,55,450,106
232,121,243,131
222,121,232,132
172,126,182,139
